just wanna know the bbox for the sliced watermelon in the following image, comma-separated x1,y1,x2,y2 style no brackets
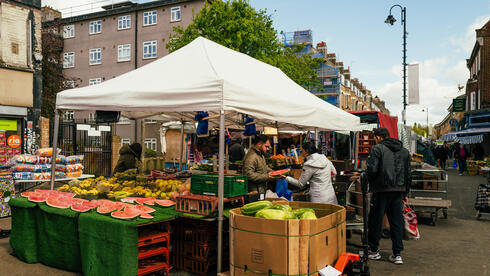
268,168,290,177
28,194,48,203
135,198,155,206
97,204,117,214
46,197,70,209
21,192,34,198
111,207,140,220
154,199,176,207
120,197,140,203
115,202,129,211
135,205,156,213
59,191,76,198
71,204,92,213
140,213,153,219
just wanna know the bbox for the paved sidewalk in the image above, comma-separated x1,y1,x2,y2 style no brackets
363,168,490,276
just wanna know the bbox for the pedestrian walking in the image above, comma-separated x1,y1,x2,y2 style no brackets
454,144,468,175
366,128,411,265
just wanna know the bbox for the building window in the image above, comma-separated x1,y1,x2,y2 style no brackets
171,7,181,22
470,92,476,111
143,40,157,59
118,15,131,30
144,119,156,124
88,113,96,122
117,44,131,62
63,52,75,68
64,111,74,121
89,78,102,86
117,117,131,125
89,20,102,34
89,48,102,65
63,24,75,38
64,80,75,88
143,10,157,26
145,138,157,151
121,138,131,146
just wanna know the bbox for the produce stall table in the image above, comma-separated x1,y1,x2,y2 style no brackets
15,174,95,193
9,196,179,276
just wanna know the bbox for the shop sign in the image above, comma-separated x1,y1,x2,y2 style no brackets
453,98,466,112
263,126,278,135
0,120,17,131
7,135,22,148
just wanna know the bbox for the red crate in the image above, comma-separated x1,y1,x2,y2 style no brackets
173,225,216,244
175,194,218,216
138,229,170,248
173,241,216,261
138,257,171,276
139,244,169,262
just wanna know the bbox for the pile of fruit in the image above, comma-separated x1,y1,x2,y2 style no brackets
240,201,317,220
20,190,176,220
58,175,190,200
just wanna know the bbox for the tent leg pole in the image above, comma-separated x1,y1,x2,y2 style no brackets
217,110,225,273
314,127,319,148
179,121,184,171
354,131,359,169
50,111,60,190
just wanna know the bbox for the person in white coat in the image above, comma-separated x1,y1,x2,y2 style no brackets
285,142,338,204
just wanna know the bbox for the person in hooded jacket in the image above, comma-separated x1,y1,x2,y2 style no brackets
114,143,143,173
285,142,338,204
366,128,410,265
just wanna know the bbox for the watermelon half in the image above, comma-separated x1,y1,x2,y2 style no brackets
135,198,155,206
140,213,153,219
28,194,48,203
135,205,156,213
111,207,140,220
21,192,34,198
155,199,175,207
46,197,70,209
269,168,290,177
71,204,92,213
97,204,117,214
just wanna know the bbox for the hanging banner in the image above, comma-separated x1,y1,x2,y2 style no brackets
408,64,419,105
0,120,17,131
452,98,466,112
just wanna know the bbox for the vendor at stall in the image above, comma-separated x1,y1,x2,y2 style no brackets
243,135,274,194
114,143,143,173
285,142,338,204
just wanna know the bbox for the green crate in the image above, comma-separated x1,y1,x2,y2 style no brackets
190,174,248,197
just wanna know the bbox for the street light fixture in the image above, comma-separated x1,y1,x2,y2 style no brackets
385,4,407,125
422,107,429,138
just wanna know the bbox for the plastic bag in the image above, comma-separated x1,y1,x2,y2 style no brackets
56,155,66,164
65,155,84,165
66,170,83,178
13,172,32,180
33,172,50,180
10,154,39,164
403,204,420,240
37,156,52,164
275,178,293,201
36,148,61,157
12,164,51,173
56,163,83,172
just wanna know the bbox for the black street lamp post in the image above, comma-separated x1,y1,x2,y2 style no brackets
385,5,407,125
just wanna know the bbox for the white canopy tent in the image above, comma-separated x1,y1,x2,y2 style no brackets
53,37,360,271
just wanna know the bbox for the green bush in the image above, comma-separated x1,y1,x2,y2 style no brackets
144,148,158,157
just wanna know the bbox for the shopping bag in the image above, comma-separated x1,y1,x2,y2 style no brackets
403,204,420,240
474,183,490,211
452,160,457,168
275,178,292,201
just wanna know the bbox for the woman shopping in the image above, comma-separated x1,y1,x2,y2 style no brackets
285,142,338,204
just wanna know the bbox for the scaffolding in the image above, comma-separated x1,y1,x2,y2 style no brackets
282,29,313,46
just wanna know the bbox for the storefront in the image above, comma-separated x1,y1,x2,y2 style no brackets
0,106,27,165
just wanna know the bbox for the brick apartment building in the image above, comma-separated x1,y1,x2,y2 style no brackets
43,0,206,152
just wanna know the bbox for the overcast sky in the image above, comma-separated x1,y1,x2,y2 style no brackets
42,0,490,126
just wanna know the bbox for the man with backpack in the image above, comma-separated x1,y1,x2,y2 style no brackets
366,128,411,265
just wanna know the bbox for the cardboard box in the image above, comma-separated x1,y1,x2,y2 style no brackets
230,202,346,276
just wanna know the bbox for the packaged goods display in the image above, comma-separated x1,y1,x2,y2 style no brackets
55,163,83,172
35,148,61,157
10,155,39,164
65,155,84,165
66,171,83,178
11,164,51,173
13,172,33,180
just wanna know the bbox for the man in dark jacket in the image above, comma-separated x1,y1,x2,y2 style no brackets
229,138,245,163
366,128,410,265
242,135,273,194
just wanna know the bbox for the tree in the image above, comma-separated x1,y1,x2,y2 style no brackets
41,20,78,119
166,0,322,91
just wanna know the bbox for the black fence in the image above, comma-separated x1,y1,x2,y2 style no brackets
57,120,112,177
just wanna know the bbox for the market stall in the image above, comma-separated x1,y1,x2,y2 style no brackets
11,37,360,274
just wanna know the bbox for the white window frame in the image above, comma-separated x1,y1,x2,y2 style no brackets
143,40,157,59
145,138,157,151
89,48,102,65
89,20,102,34
64,111,74,121
89,78,102,86
121,138,131,146
63,52,75,68
470,92,476,111
88,113,96,122
63,24,75,38
118,15,131,30
117,44,131,62
144,119,156,124
143,10,157,26
171,6,181,22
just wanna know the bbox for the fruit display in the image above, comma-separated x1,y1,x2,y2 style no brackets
58,174,190,201
240,201,318,220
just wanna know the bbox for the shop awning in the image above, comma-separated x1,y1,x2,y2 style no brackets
56,37,360,132
441,127,490,144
